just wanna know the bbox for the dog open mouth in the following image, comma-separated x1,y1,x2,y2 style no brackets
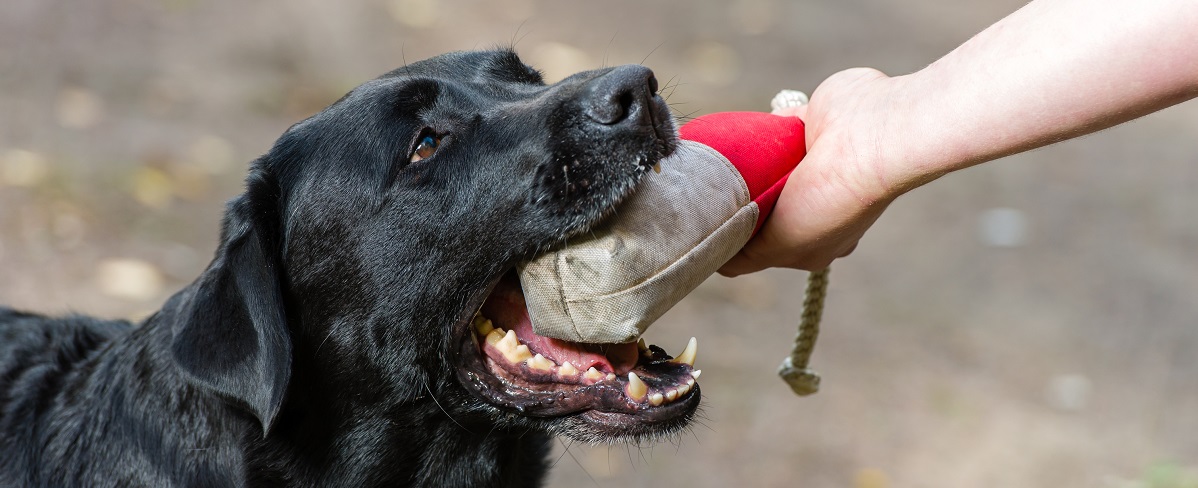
457,271,699,439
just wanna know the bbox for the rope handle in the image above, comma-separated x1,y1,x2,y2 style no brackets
769,90,829,397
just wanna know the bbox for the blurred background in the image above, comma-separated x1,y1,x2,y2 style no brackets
2,0,1197,486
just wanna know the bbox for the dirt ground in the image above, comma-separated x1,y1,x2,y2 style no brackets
3,1,1197,486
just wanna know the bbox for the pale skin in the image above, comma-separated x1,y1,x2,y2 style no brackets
719,0,1198,276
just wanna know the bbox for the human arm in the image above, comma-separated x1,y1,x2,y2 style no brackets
719,0,1198,275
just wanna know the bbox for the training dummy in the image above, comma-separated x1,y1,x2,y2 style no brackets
519,107,807,344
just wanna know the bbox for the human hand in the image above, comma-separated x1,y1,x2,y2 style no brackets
719,68,912,275
720,0,1198,277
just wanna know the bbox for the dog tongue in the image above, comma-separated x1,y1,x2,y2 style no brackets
482,276,639,375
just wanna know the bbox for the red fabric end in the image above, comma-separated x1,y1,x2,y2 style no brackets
752,174,790,233
678,111,806,235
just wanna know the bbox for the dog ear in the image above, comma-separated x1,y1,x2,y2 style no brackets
171,171,292,435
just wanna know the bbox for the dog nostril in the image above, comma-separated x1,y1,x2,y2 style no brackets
615,91,634,118
583,65,657,126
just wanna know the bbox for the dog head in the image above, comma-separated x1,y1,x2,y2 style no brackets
170,49,696,442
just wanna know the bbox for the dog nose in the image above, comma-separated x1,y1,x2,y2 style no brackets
583,65,659,125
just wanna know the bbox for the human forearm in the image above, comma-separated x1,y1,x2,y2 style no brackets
884,0,1198,196
720,0,1198,275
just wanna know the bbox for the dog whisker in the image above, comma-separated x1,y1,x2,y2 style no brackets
315,328,336,358
422,379,473,435
508,20,531,51
625,444,638,471
565,443,602,487
659,76,685,100
551,438,571,468
602,31,619,68
640,41,666,65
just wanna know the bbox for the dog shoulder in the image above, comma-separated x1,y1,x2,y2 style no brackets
0,307,132,390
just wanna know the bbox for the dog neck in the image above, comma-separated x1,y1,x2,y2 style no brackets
113,285,554,487
253,301,553,485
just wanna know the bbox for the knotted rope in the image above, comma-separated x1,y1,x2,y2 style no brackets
769,90,828,397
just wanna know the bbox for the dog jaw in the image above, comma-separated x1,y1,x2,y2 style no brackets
453,272,701,442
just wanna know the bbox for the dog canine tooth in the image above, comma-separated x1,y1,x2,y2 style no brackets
583,367,604,382
485,329,504,346
690,370,701,380
665,389,678,402
672,337,697,366
559,361,578,377
626,373,648,402
648,393,663,406
637,338,648,352
527,353,555,371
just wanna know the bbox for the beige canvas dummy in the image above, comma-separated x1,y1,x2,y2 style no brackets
519,95,809,344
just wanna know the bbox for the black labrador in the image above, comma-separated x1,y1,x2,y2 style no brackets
0,49,700,487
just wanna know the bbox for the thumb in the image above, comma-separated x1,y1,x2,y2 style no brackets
717,230,784,277
717,250,759,277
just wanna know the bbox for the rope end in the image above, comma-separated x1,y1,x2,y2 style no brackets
778,357,821,396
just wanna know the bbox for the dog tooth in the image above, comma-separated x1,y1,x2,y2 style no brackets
559,361,579,377
527,353,555,371
497,329,519,352
485,329,504,346
653,162,662,174
672,337,697,366
584,367,605,382
627,373,648,402
509,344,533,363
677,383,690,396
637,338,648,352
473,316,494,335
606,373,616,381
690,369,702,380
649,393,664,406
665,389,678,402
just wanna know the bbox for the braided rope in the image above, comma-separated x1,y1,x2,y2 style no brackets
769,90,828,397
778,268,828,396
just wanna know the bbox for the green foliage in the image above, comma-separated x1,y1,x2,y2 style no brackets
1142,462,1198,488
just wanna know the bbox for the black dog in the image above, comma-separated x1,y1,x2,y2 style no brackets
0,49,701,487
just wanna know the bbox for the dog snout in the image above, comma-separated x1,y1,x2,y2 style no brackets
582,65,658,126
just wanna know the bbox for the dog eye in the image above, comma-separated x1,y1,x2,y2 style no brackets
410,132,441,163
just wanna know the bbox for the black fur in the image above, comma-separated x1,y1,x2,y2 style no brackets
0,49,677,487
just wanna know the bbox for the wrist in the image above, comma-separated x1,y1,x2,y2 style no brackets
868,70,965,200
798,67,963,208
813,70,932,205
